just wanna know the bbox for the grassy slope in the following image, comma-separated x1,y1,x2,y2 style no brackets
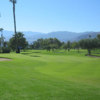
0,50,100,100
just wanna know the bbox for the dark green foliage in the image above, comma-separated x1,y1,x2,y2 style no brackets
32,38,62,51
97,34,100,40
30,35,100,55
67,41,71,51
9,32,28,51
2,47,11,53
62,43,67,51
79,38,99,55
72,42,80,53
5,32,100,55
62,41,71,51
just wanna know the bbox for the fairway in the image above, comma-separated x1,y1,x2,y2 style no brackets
0,50,100,100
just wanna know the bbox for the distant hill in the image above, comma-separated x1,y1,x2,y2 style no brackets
74,32,100,41
1,31,100,43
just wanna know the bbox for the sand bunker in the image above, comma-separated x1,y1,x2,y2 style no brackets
0,58,11,61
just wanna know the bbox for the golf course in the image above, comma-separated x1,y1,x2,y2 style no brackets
0,50,100,100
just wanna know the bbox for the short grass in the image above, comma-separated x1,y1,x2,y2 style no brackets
0,50,100,100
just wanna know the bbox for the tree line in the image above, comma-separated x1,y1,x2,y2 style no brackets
30,34,100,55
0,29,100,55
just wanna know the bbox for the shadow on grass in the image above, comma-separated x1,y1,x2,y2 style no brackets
0,57,12,59
32,52,41,53
30,55,41,57
55,52,65,53
21,53,33,55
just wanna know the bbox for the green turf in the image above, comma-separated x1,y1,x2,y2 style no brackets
0,50,100,100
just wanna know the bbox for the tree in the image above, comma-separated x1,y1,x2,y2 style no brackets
72,42,80,53
0,28,4,52
32,38,62,51
97,34,100,49
4,41,9,48
0,28,3,46
9,0,18,53
9,32,28,52
97,34,100,40
42,39,51,51
46,38,61,51
62,43,67,51
79,39,94,55
67,41,71,52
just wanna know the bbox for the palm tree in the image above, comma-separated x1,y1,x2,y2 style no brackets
0,28,4,52
9,0,18,53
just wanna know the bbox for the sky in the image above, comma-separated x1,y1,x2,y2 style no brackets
0,0,100,33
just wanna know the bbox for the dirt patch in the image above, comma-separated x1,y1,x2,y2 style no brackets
0,58,11,61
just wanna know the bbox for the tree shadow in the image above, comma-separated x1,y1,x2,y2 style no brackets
30,55,41,57
32,52,41,53
21,53,32,55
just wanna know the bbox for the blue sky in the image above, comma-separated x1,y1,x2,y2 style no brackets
0,0,100,33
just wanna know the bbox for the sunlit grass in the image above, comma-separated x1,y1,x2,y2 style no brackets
0,50,100,100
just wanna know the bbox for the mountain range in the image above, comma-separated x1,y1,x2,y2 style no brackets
1,31,100,43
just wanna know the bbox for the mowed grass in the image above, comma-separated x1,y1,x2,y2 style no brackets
0,50,100,100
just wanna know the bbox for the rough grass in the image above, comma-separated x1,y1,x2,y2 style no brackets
0,50,100,100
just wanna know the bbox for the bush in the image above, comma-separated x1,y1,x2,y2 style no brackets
2,47,11,53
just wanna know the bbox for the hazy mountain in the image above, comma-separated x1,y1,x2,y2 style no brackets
1,31,100,43
74,32,100,41
2,31,45,43
44,31,80,42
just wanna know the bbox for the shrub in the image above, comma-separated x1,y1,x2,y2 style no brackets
2,47,11,53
